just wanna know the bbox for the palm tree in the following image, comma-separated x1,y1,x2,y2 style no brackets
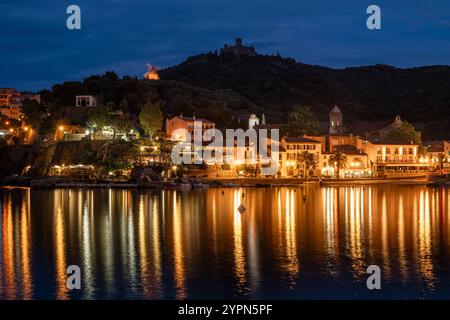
296,151,316,179
329,151,348,178
437,153,446,174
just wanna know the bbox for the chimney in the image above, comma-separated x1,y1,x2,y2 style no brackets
235,38,242,47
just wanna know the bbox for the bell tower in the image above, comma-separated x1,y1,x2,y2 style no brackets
329,105,343,134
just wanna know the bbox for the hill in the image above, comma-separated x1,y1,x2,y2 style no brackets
160,53,450,139
38,74,256,131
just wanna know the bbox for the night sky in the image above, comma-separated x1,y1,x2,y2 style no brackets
2,0,450,91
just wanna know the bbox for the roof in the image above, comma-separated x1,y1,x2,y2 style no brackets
345,120,388,135
330,105,342,114
333,144,367,155
379,115,403,133
237,113,251,123
253,124,283,130
171,115,215,124
428,146,444,152
425,141,447,152
328,133,360,138
0,88,18,93
369,139,417,146
181,116,214,123
283,136,321,144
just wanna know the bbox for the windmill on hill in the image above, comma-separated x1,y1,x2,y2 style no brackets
144,63,161,80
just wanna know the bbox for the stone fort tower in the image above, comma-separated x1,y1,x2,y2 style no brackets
220,38,257,58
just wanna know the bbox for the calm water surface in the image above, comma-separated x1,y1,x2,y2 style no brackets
0,186,449,299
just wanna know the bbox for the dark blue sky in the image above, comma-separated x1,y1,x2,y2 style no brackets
1,0,450,91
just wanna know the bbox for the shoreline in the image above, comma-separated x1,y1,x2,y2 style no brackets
1,175,448,189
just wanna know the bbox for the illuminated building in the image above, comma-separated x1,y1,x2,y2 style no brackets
362,140,429,177
321,145,371,178
165,114,216,142
0,88,40,120
425,140,450,170
279,136,322,177
75,95,97,107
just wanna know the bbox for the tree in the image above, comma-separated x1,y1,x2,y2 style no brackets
86,105,129,140
118,99,129,114
384,121,422,145
108,114,129,140
139,100,163,140
437,153,446,173
86,105,108,138
329,151,348,178
296,150,316,179
95,140,139,173
282,106,319,136
21,99,46,132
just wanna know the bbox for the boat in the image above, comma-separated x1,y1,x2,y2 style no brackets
192,183,209,189
222,183,237,188
178,183,192,190
162,181,177,189
427,173,450,187
109,183,138,189
255,183,271,188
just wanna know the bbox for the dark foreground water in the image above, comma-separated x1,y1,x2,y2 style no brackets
0,186,449,300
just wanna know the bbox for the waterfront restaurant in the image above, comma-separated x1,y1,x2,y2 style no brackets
362,140,429,177
321,144,371,178
48,164,97,179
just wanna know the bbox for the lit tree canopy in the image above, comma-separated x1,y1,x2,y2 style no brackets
329,151,348,178
384,121,422,145
139,100,163,139
86,105,130,140
296,150,316,178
